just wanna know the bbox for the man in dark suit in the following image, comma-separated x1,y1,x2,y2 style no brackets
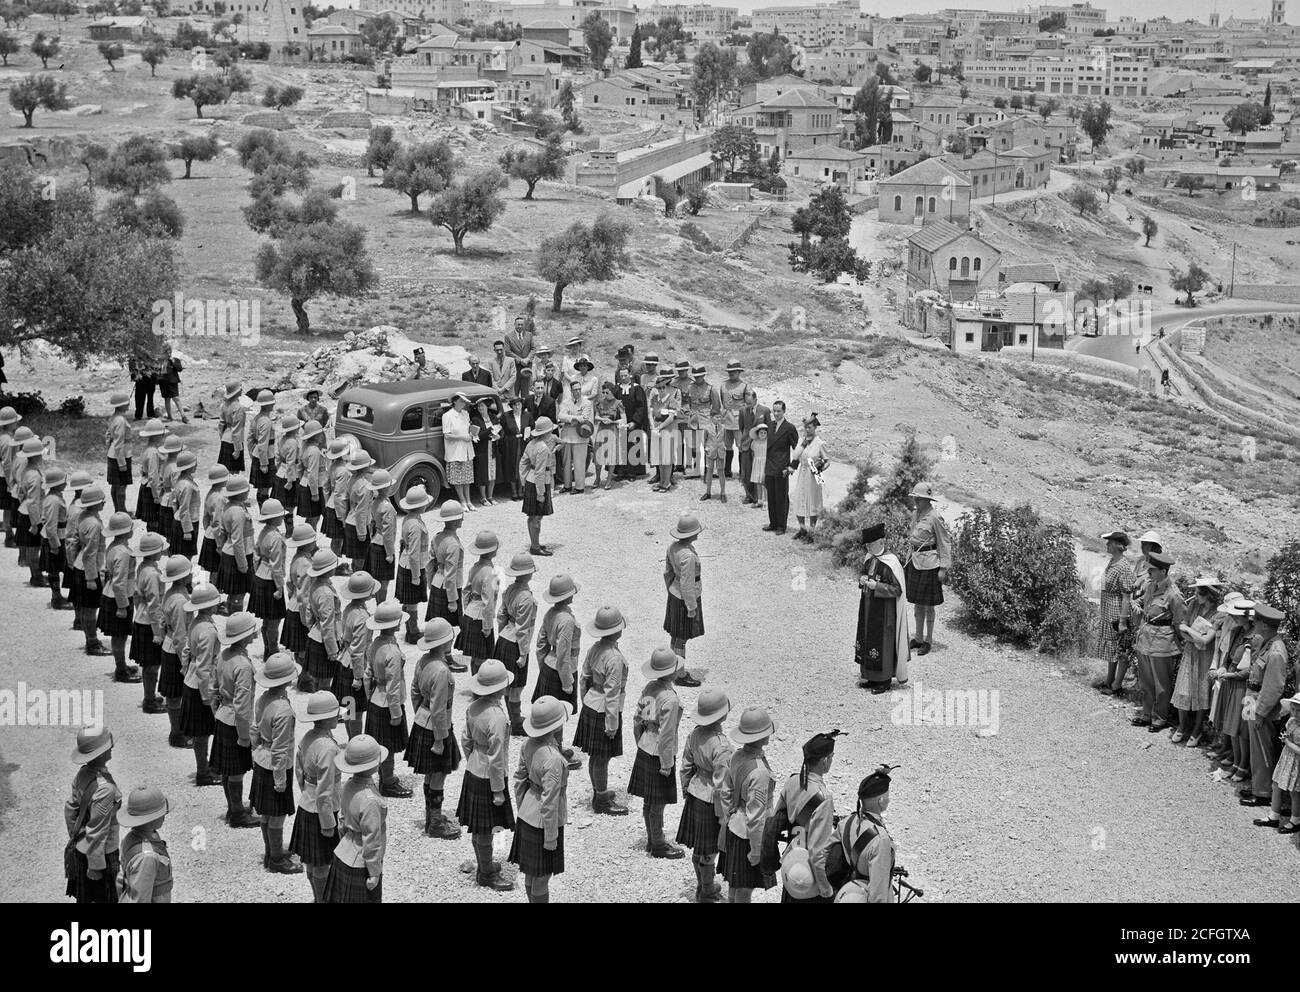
614,366,648,479
522,381,557,435
762,400,799,535
462,355,493,389
737,387,770,505
539,362,565,404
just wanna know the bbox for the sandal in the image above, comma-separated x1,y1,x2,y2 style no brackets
1278,822,1300,834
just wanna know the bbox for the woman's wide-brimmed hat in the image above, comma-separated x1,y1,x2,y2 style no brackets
326,439,350,460
1224,597,1255,617
451,391,470,406
1137,530,1162,546
109,391,131,410
305,387,322,400
255,389,276,408
177,451,198,473
71,726,113,765
399,484,434,512
418,618,456,651
335,734,389,774
670,512,704,540
726,359,744,373
225,476,250,498
693,688,730,726
308,548,339,577
542,573,579,604
575,354,595,372
69,469,94,490
367,469,394,493
103,511,134,538
525,696,572,738
279,415,302,434
749,422,769,439
502,551,536,577
577,420,595,439
366,601,404,631
185,583,221,613
341,570,380,601
530,417,556,438
585,605,626,639
0,406,21,427
139,418,167,438
301,420,324,442
731,705,777,744
1280,692,1300,712
1193,575,1225,590
21,437,45,456
218,611,262,645
208,464,230,484
470,659,512,696
300,690,344,724
44,467,67,489
159,435,183,455
642,646,684,681
256,498,286,522
117,784,170,828
255,651,301,688
223,380,243,399
469,530,499,557
129,532,168,558
1101,530,1130,547
437,499,464,522
908,482,936,501
161,554,192,584
347,450,374,472
286,523,319,549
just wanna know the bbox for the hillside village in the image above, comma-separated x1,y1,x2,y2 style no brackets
2,0,1300,912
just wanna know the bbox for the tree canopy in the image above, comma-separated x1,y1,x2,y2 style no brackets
536,213,631,312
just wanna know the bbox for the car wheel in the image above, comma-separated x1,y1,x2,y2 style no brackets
400,464,443,499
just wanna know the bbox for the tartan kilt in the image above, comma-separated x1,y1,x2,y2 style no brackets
135,485,159,530
179,683,216,736
66,567,85,606
321,506,344,539
289,808,339,866
532,663,577,709
404,722,462,774
366,543,395,583
718,834,773,890
216,553,251,596
129,621,163,667
249,459,276,490
209,720,253,775
509,821,564,877
97,595,134,637
217,442,245,474
628,749,678,805
904,562,944,607
66,849,120,904
306,638,337,680
0,478,8,510
16,518,40,548
664,594,704,641
456,769,515,833
522,482,553,517
676,793,721,856
573,704,623,760
425,584,460,624
296,485,324,519
330,665,362,709
272,476,297,511
455,622,495,658
395,566,426,604
365,701,409,752
39,538,65,578
107,458,132,486
343,524,368,560
492,637,529,688
324,859,383,903
198,536,222,574
173,528,198,560
248,575,286,621
158,650,184,698
280,610,309,652
250,764,295,816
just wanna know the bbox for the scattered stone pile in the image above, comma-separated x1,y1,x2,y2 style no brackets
279,326,453,396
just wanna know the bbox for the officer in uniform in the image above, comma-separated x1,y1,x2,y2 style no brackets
720,360,747,481
1241,603,1289,808
835,765,897,904
1132,550,1185,732
774,730,844,903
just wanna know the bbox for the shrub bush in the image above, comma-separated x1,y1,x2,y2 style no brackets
679,222,713,252
1263,541,1300,688
815,433,931,567
0,390,46,417
57,395,86,418
947,503,1090,654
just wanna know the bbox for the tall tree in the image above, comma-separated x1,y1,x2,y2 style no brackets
30,31,59,68
254,221,376,333
364,125,400,178
171,73,231,118
428,167,508,254
536,213,630,312
0,32,19,66
791,184,852,247
9,73,72,127
1079,100,1112,160
173,133,220,179
692,42,735,122
746,30,793,79
851,76,884,149
141,38,167,76
1141,214,1157,247
499,134,566,199
100,135,172,195
384,140,457,213
626,23,642,69
1171,263,1208,306
1223,101,1265,136
582,13,612,74
709,123,757,179
97,40,124,69
359,14,399,53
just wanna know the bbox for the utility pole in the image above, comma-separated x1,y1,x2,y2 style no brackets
1229,242,1236,298
1031,286,1038,361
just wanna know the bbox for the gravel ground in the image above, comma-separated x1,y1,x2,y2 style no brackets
1,468,1297,904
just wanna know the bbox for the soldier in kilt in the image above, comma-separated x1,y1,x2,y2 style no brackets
662,512,704,688
215,476,254,614
64,727,121,903
324,735,388,904
251,652,303,874
181,582,222,786
509,697,572,903
365,469,397,604
364,601,413,799
273,416,302,536
334,572,374,741
304,549,342,699
282,523,318,682
105,391,132,513
39,467,70,610
629,647,685,859
248,390,277,505
171,451,201,559
494,551,538,736
574,605,629,816
407,617,462,839
426,500,465,664
136,419,166,533
323,438,351,563
396,484,434,644
677,688,733,902
456,530,499,675
249,498,288,659
459,659,516,890
158,554,194,749
291,691,345,902
198,465,229,579
100,511,142,684
297,421,327,531
718,706,778,903
211,611,263,830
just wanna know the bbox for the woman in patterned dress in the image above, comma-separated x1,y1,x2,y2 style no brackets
1092,530,1136,697
1171,577,1223,746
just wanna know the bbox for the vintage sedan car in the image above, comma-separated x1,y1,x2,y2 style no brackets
333,379,501,497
